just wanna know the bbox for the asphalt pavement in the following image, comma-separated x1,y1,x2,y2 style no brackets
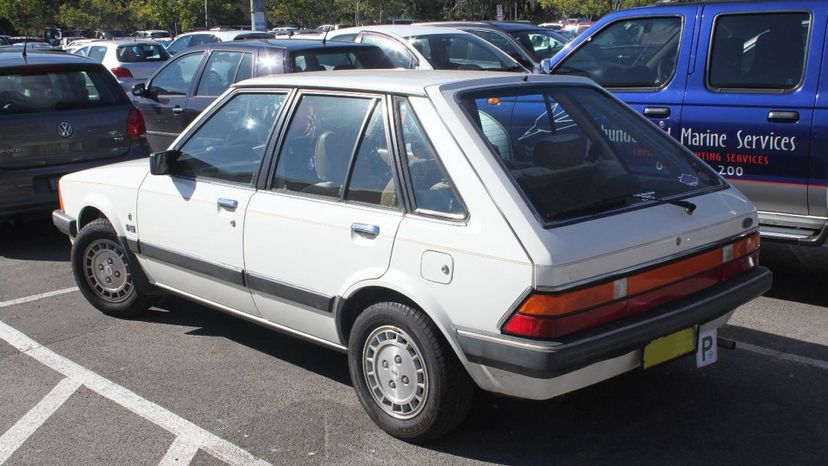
1,218,827,465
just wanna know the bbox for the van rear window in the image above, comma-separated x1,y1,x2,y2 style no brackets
459,86,723,224
0,68,126,114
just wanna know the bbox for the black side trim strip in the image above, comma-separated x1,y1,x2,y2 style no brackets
126,238,141,254
245,272,334,313
140,242,245,287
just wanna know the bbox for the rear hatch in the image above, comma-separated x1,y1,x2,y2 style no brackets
114,43,169,80
0,63,134,169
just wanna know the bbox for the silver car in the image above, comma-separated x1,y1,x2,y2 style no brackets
73,39,170,92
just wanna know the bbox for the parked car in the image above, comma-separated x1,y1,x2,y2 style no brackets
327,25,527,72
131,39,394,151
131,30,173,47
165,30,275,56
0,36,10,46
547,0,828,246
418,21,569,72
53,70,771,441
72,39,170,92
0,52,149,219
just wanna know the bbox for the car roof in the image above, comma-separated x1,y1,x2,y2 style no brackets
176,30,271,40
331,25,468,38
182,39,380,53
419,21,548,33
0,51,95,67
642,0,790,10
84,39,163,47
235,69,593,96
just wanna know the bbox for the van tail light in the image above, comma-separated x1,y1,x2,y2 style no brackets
111,67,133,78
126,108,146,140
502,233,760,339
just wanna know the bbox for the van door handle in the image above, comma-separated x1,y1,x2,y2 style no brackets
643,107,670,118
172,105,184,115
351,223,380,237
768,111,799,123
217,198,238,211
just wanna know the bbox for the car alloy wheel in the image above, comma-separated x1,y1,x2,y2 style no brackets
83,238,133,303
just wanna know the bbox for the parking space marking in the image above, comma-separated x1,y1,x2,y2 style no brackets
0,377,82,464
0,320,272,466
158,435,201,466
0,287,78,309
737,341,828,371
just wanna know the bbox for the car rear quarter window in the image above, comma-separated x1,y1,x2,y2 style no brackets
0,68,127,115
708,12,810,91
555,16,681,88
116,43,170,62
459,86,722,224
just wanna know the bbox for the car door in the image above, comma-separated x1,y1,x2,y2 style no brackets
244,92,404,342
136,51,205,151
551,9,696,145
184,50,253,126
136,90,289,314
682,3,824,216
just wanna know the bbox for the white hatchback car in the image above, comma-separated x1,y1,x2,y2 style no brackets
53,71,771,441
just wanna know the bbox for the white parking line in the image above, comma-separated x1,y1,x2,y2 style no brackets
737,341,828,371
158,435,201,466
0,319,272,466
0,377,82,464
0,287,79,308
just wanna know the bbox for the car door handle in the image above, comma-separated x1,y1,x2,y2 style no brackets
643,107,670,118
172,106,184,115
217,198,238,210
351,223,380,237
768,111,799,123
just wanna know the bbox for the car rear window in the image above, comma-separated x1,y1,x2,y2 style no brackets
117,43,170,62
459,86,723,224
0,67,127,114
290,47,394,71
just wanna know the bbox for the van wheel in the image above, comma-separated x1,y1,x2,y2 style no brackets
71,218,153,318
348,301,474,442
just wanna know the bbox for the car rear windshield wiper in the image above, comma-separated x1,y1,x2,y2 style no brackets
545,191,696,221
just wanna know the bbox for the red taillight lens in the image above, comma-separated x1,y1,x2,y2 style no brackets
111,67,133,78
503,232,760,339
126,108,146,140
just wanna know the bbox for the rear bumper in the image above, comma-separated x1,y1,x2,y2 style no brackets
457,266,772,379
0,143,149,218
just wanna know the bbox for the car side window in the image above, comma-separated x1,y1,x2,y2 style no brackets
87,46,107,62
174,93,286,185
166,36,191,55
397,99,464,216
708,12,810,91
196,51,244,96
555,16,681,88
150,52,204,96
346,103,398,207
470,30,522,57
234,52,253,82
272,95,373,198
362,34,415,69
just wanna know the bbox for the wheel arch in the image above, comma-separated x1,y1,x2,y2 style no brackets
75,194,126,237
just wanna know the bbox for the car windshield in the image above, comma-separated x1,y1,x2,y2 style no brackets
116,43,170,62
290,47,394,71
0,68,126,114
459,86,723,224
509,29,568,61
407,34,522,71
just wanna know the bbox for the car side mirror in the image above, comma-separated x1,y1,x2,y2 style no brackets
149,149,179,176
132,82,146,97
540,58,553,75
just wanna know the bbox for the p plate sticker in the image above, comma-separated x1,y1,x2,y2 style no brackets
696,327,717,368
679,173,699,187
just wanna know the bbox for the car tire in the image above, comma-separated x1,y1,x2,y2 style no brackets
348,301,474,442
71,218,154,318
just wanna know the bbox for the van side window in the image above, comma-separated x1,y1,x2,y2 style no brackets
555,16,681,88
708,12,810,91
272,95,373,198
397,100,464,217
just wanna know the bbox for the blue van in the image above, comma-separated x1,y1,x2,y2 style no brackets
546,0,827,245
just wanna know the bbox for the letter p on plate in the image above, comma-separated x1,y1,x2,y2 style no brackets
696,326,717,368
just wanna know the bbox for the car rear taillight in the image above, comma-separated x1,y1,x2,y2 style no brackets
111,67,133,79
502,233,760,339
126,108,146,140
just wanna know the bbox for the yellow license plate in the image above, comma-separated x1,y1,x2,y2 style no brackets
642,327,696,369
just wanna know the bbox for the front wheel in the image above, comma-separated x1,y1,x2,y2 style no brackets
71,218,154,318
348,302,474,442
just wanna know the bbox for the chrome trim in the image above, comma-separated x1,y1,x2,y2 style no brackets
495,287,534,329
154,282,347,352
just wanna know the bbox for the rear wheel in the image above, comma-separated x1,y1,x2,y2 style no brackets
348,301,474,442
71,218,153,318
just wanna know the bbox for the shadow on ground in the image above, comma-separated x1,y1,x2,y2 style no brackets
0,216,69,262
